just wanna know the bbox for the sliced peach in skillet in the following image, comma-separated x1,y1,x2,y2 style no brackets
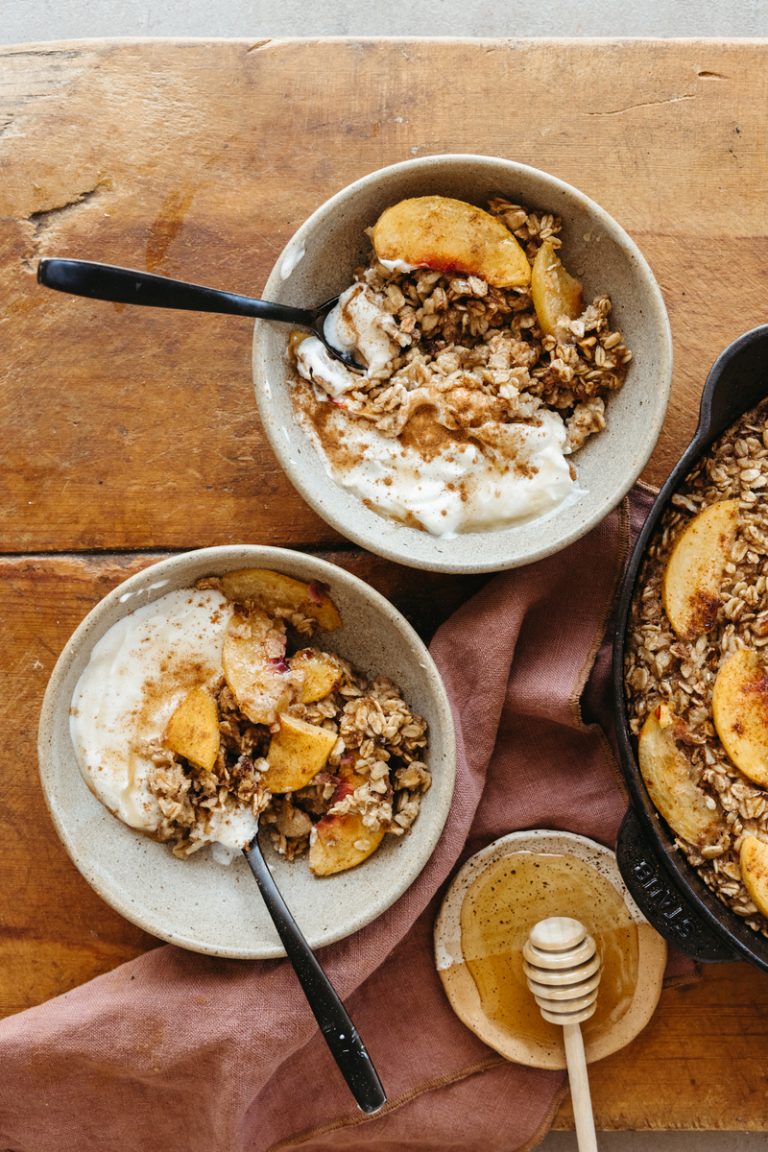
712,647,768,788
662,499,739,640
637,703,720,846
740,835,768,917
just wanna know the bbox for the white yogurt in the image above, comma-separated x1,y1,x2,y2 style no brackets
292,265,582,536
329,282,403,373
69,588,259,855
309,409,577,538
296,281,405,394
378,257,419,273
295,336,356,397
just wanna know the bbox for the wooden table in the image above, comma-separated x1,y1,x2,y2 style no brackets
3,38,768,1133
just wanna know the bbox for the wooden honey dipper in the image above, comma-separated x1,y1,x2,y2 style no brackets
523,917,602,1152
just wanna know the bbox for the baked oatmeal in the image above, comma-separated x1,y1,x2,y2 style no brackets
70,568,430,876
625,398,768,933
291,195,632,537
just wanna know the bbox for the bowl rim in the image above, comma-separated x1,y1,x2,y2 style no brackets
252,152,673,574
37,544,457,958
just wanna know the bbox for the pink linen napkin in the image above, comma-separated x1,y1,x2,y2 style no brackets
0,486,688,1152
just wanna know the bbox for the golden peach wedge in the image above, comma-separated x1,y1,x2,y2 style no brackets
164,686,220,772
371,195,531,288
222,608,296,725
309,812,386,876
530,240,583,337
262,713,338,793
220,568,341,631
740,835,768,917
662,499,739,640
290,648,343,703
712,647,768,787
638,703,720,846
308,770,386,875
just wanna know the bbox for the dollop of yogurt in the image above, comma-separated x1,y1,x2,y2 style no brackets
69,588,259,856
291,260,583,536
295,281,406,396
310,408,578,537
377,257,419,274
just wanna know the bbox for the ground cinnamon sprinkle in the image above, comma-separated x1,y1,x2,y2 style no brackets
399,408,465,462
290,197,631,536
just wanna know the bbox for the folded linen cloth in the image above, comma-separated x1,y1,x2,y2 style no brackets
0,486,689,1152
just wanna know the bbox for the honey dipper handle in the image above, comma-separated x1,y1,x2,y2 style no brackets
563,1022,598,1152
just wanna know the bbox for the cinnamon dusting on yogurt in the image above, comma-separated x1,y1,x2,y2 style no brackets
290,196,631,537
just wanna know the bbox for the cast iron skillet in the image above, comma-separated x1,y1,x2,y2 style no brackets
613,324,768,971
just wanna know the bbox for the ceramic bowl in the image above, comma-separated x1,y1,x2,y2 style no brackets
252,154,673,574
38,545,456,958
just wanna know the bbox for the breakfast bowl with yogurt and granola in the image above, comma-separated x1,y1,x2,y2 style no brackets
253,155,673,573
38,545,456,958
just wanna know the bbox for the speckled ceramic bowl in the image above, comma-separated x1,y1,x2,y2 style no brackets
252,154,672,573
38,545,456,958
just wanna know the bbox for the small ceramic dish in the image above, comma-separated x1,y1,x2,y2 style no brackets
252,154,673,574
434,830,667,1068
38,545,456,958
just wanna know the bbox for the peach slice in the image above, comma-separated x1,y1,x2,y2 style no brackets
309,813,385,876
637,703,720,846
290,648,343,703
371,195,531,288
164,686,220,772
712,647,768,787
530,240,583,337
740,835,768,917
662,499,739,640
222,609,296,725
262,713,338,793
220,568,341,631
308,770,386,875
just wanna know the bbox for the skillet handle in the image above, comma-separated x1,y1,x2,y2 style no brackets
695,323,768,446
616,810,739,963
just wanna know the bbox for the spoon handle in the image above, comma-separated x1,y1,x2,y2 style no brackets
37,258,313,325
243,837,387,1115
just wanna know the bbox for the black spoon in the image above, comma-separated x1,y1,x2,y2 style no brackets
243,833,386,1115
37,258,363,370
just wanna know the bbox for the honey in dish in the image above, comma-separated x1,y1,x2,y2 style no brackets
459,851,638,1049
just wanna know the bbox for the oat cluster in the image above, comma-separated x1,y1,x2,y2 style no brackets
625,400,768,932
146,631,430,863
321,199,632,453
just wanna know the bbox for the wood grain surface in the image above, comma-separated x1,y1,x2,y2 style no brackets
2,38,768,1133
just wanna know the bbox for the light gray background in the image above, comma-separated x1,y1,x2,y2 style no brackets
5,1,768,1149
3,0,768,42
